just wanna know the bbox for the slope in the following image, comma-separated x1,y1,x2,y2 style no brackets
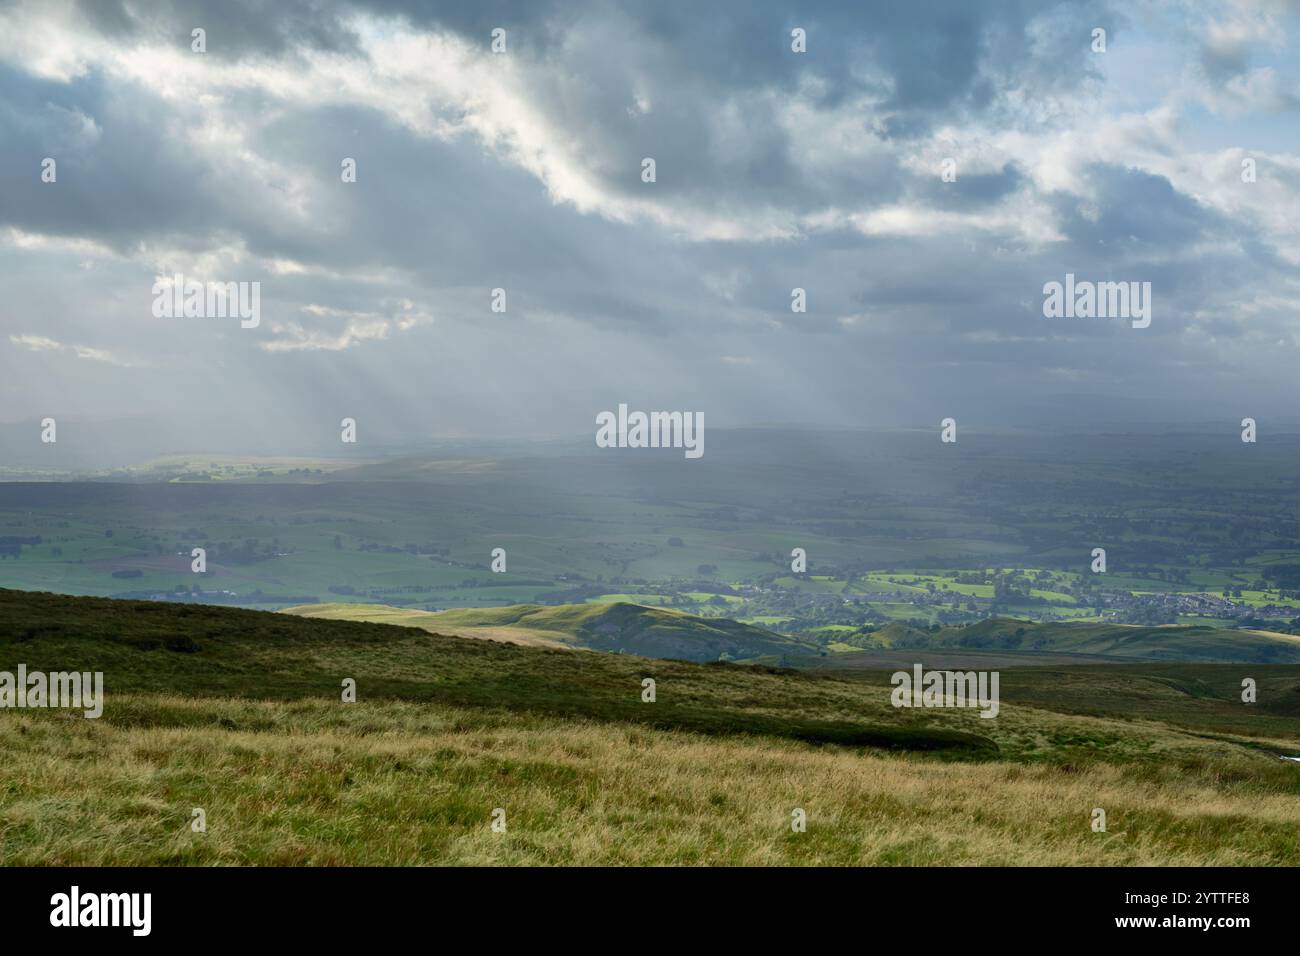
845,617,1300,663
282,601,817,662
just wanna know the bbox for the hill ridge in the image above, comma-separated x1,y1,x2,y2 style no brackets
856,615,1300,663
283,600,817,662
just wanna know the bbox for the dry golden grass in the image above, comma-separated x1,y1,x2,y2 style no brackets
282,603,572,649
2,694,1297,866
4,592,1298,866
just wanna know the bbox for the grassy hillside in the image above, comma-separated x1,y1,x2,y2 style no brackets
1,590,1299,865
0,590,983,752
283,601,817,662
847,617,1300,663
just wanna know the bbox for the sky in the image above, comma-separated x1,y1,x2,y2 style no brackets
0,0,1298,457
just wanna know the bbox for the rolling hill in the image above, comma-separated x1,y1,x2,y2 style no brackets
2,589,1300,865
0,588,986,753
282,601,818,662
834,617,1300,664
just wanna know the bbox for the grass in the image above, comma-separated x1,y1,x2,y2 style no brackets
4,694,1298,865
2,589,1299,865
0,591,983,752
282,602,572,649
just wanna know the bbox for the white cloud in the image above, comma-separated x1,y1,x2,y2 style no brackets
9,334,62,351
10,333,134,366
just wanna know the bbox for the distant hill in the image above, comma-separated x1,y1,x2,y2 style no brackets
283,601,816,663
847,617,1300,664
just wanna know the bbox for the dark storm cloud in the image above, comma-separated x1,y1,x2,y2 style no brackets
372,0,1115,117
402,0,1122,211
1050,165,1225,251
71,0,360,56
908,163,1026,210
19,0,1125,212
0,0,1121,249
0,65,241,248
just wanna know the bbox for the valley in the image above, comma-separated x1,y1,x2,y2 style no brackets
3,428,1300,648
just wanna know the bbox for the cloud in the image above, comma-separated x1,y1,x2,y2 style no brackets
0,0,1297,445
10,332,134,366
9,333,62,351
